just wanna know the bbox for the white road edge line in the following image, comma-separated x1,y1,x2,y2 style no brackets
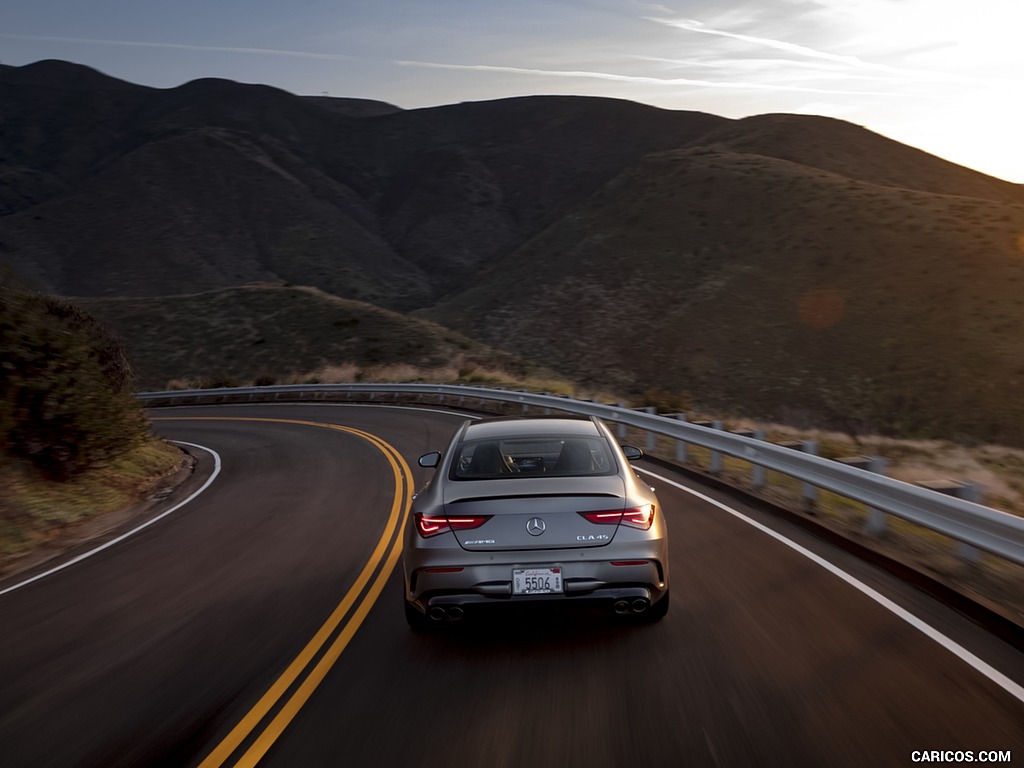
0,441,222,597
637,466,1024,705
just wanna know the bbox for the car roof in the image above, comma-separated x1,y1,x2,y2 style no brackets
462,416,602,440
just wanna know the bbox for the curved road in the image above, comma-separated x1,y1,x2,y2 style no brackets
0,403,1021,767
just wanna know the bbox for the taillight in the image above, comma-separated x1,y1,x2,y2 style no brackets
577,505,654,530
414,512,491,538
622,505,655,530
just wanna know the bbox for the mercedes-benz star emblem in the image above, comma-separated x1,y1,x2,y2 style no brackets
526,517,546,536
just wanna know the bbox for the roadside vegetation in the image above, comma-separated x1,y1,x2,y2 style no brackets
0,274,182,572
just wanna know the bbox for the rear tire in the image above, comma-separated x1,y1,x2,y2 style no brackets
404,599,431,631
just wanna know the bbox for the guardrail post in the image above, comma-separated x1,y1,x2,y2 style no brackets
864,457,889,535
732,429,765,488
643,407,657,452
709,421,724,474
617,405,628,439
954,483,983,563
673,414,688,463
751,430,766,487
911,480,977,561
779,440,818,509
800,440,818,509
692,420,723,474
914,480,983,562
837,456,889,534
913,481,983,565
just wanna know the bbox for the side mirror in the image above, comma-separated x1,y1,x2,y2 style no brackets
418,451,441,468
621,445,643,461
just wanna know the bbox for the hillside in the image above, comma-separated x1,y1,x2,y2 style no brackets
425,146,1024,443
4,60,1024,444
74,284,551,390
0,60,723,309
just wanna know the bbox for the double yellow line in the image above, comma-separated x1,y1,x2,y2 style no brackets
153,417,413,767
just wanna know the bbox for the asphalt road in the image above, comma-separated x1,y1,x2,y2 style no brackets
1,403,1021,768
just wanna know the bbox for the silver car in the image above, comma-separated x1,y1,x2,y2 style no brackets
402,416,669,628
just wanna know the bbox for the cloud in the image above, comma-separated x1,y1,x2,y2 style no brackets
641,15,994,85
393,59,908,97
0,34,356,61
644,16,903,72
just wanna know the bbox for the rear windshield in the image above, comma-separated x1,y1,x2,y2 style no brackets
450,435,615,480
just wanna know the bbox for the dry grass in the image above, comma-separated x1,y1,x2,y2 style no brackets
720,417,1024,516
0,438,184,573
266,359,580,397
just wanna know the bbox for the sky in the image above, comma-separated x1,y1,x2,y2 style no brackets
2,0,1022,182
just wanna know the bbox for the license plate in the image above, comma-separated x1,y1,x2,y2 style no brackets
513,567,562,594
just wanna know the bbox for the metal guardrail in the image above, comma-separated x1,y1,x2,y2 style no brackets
139,383,1024,566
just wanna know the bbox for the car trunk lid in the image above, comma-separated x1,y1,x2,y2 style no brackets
442,476,626,551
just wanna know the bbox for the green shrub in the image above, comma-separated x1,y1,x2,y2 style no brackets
0,273,149,479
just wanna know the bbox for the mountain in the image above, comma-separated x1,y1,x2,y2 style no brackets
3,60,1024,444
0,60,723,309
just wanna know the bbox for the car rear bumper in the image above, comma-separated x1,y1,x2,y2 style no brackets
409,585,667,623
407,562,669,614
407,556,665,597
